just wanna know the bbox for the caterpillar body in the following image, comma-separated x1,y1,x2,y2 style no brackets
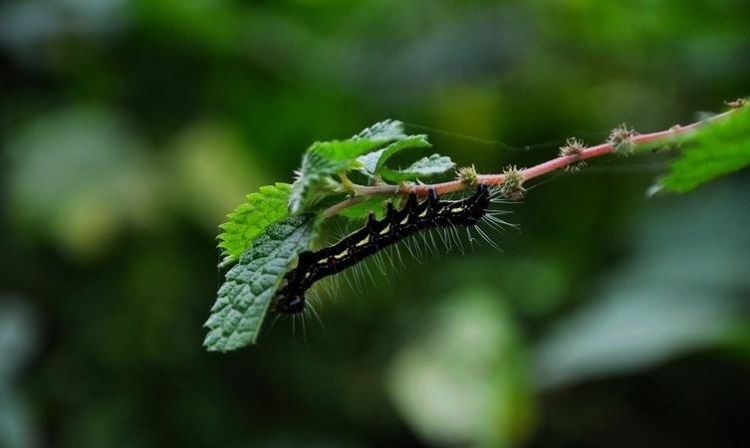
274,185,496,314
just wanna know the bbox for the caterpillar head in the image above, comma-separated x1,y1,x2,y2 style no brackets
275,291,305,314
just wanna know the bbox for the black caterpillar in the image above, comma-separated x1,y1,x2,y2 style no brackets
275,184,492,314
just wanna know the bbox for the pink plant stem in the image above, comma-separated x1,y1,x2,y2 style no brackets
324,110,735,218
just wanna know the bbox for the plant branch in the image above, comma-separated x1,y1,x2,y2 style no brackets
323,109,736,218
323,195,367,217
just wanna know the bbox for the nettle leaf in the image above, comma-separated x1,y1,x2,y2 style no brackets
218,183,292,265
380,153,456,182
358,135,432,176
291,139,384,213
354,119,408,141
290,120,418,214
659,106,750,192
204,215,316,351
338,196,402,221
357,149,388,176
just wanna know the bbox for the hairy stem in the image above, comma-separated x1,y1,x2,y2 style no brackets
323,110,735,218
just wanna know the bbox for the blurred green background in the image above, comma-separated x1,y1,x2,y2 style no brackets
1,1,750,447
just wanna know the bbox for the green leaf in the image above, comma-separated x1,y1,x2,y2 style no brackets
204,215,316,351
310,139,383,162
338,196,402,221
290,120,429,213
357,135,432,176
290,139,384,213
659,107,750,192
353,119,408,141
380,153,456,182
217,183,292,265
7,106,157,259
387,288,534,446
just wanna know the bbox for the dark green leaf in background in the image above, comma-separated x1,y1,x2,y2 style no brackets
388,289,534,447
